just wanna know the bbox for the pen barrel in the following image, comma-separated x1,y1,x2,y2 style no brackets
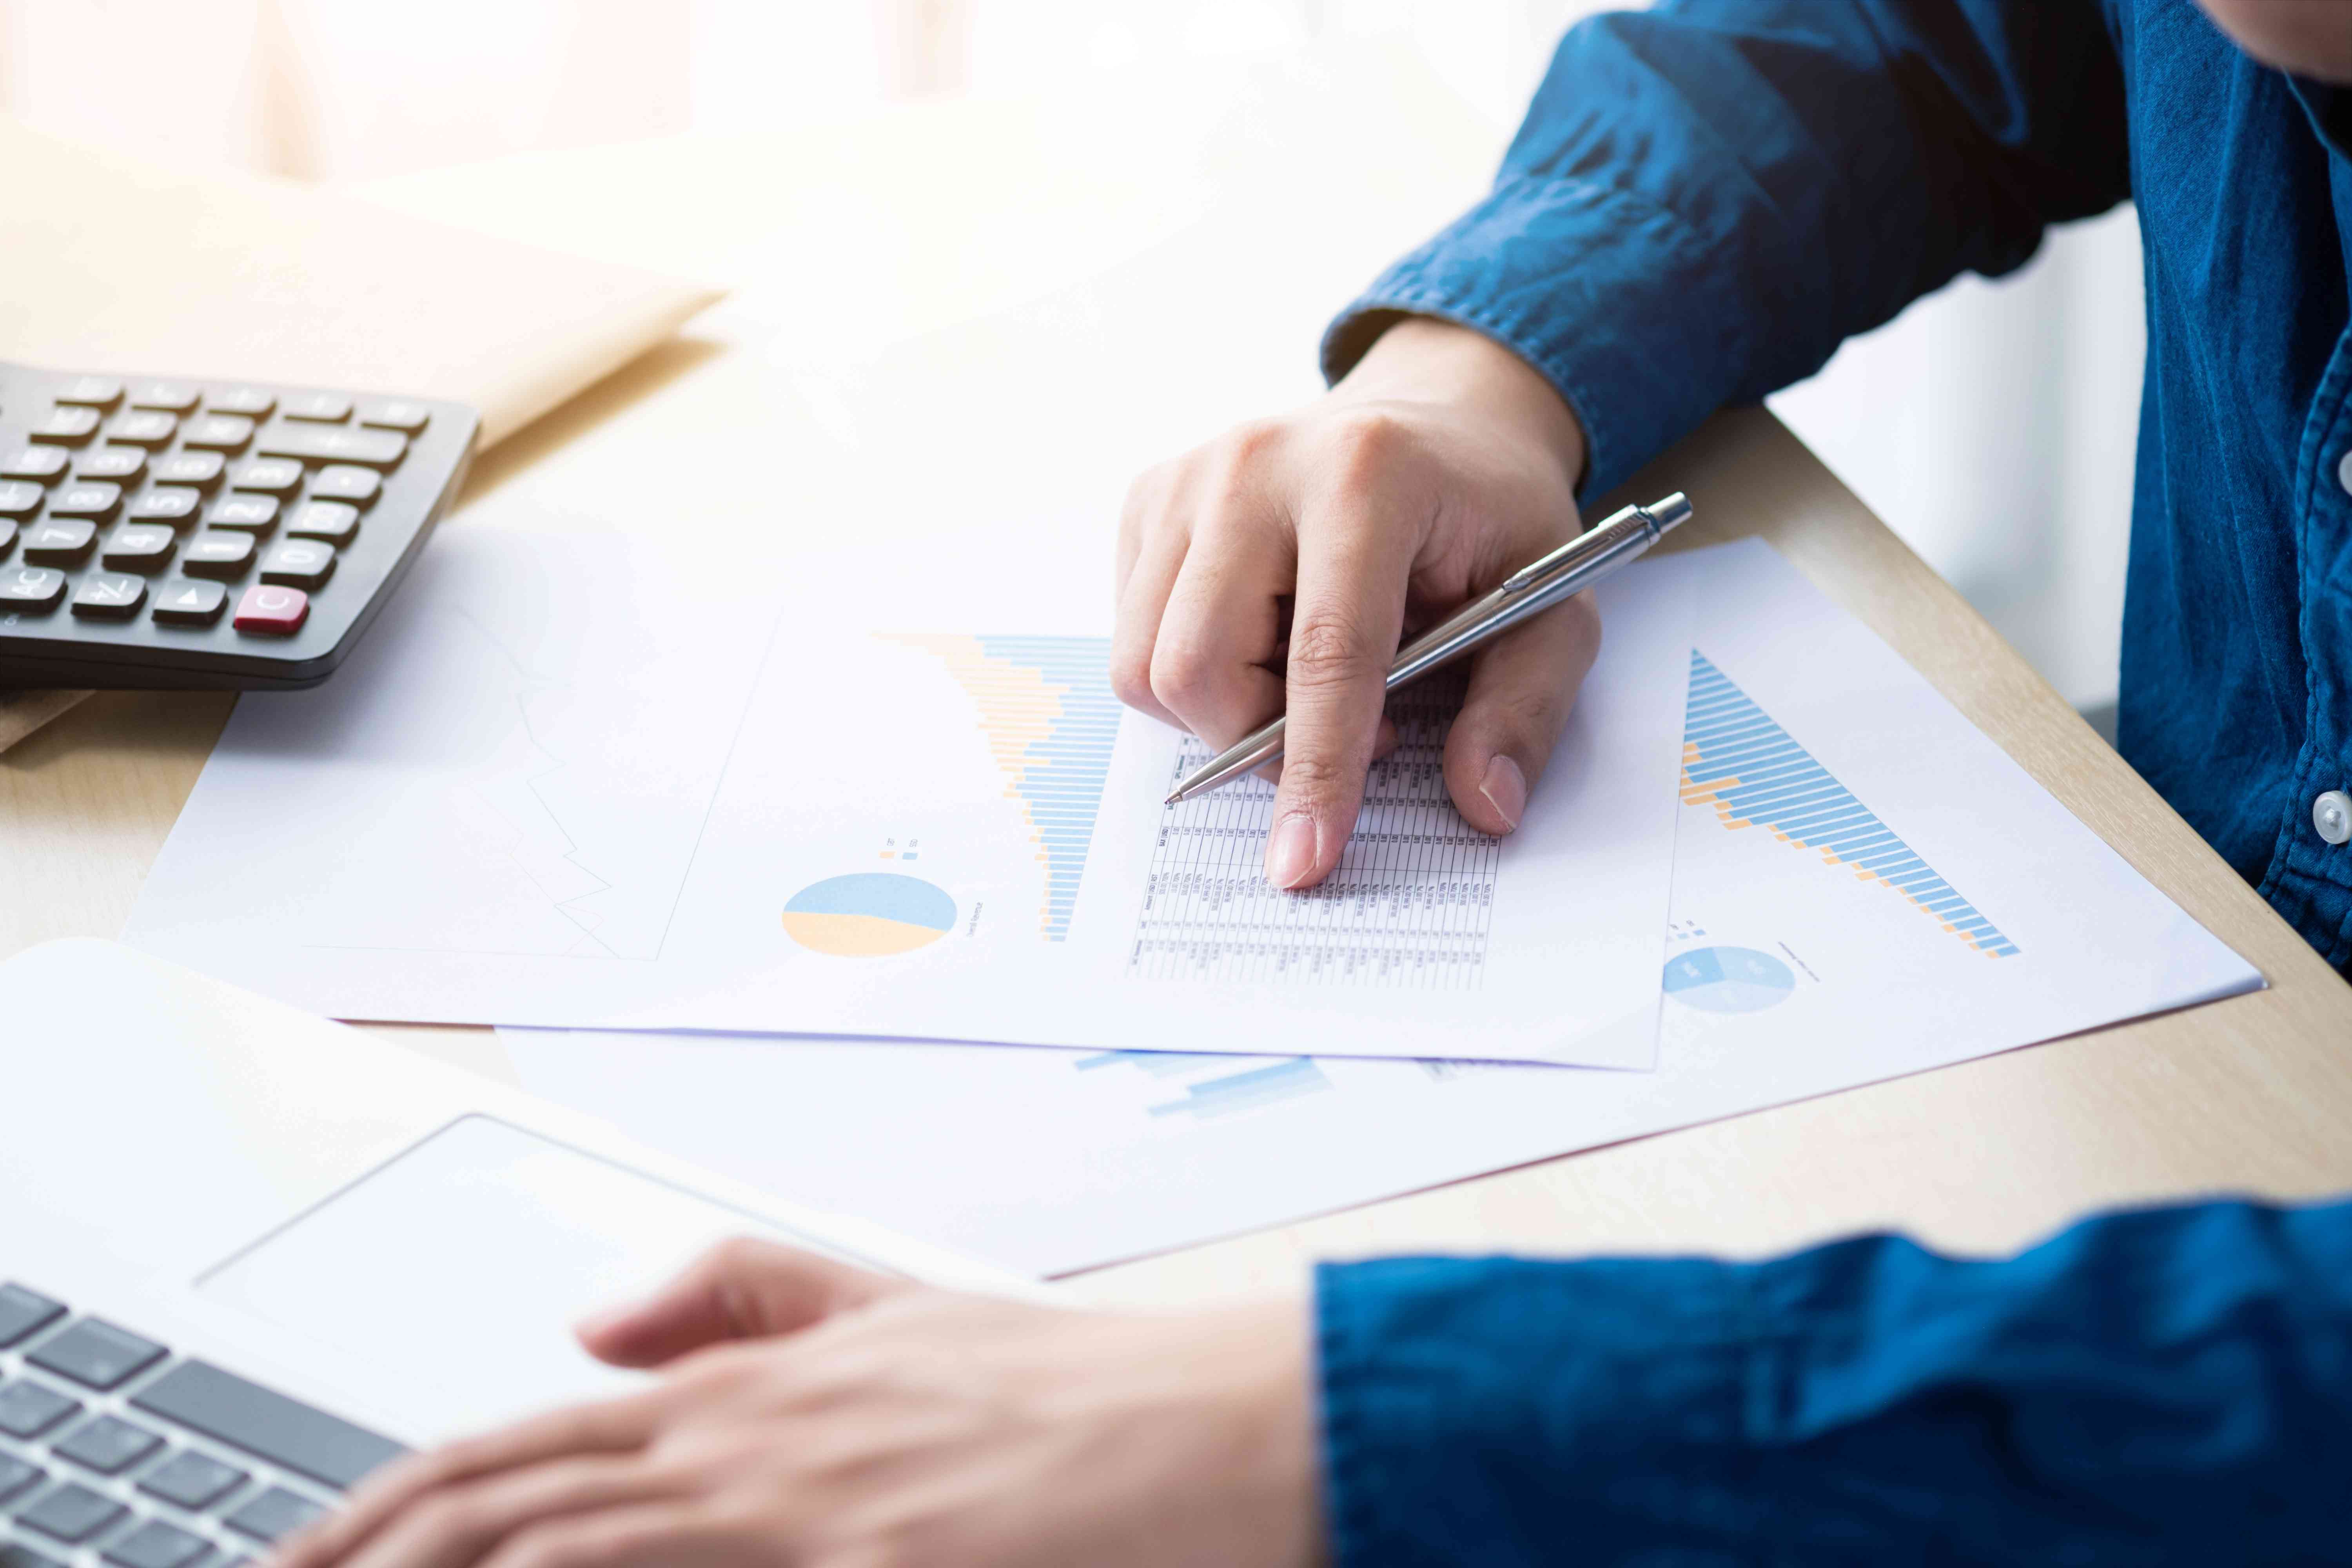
1383,500,1663,690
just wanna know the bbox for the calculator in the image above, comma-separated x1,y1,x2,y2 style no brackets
0,363,476,690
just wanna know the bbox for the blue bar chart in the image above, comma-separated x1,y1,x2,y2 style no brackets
1077,1049,1334,1122
1681,651,2018,956
883,635,1120,941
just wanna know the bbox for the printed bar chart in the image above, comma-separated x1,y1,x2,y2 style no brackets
884,635,1120,941
1681,651,2018,956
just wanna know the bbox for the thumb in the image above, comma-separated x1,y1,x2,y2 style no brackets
575,1238,913,1368
1443,589,1602,834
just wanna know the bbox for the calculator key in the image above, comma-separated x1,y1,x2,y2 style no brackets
232,584,308,635
0,1378,78,1437
127,488,203,529
0,1454,42,1503
106,410,178,448
30,406,102,445
1,446,70,481
286,500,359,543
138,1448,247,1510
309,464,381,506
16,1481,125,1544
103,524,177,572
150,450,225,490
260,540,335,588
222,1486,325,1544
280,390,352,423
57,375,124,409
54,1414,165,1475
76,446,145,483
0,566,65,609
0,1284,65,1347
101,1519,211,1568
181,534,256,579
207,386,276,418
357,397,430,433
256,425,405,468
230,457,304,495
0,519,14,559
27,1319,167,1390
0,481,44,516
0,1543,67,1568
49,482,123,519
130,381,202,412
182,414,256,453
152,579,229,625
205,495,279,533
22,520,97,565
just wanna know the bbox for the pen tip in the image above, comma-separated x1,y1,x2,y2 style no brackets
1163,789,1184,806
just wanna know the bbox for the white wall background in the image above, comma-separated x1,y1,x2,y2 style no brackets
0,0,2144,711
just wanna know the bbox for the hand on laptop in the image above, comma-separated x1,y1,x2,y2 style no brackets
1112,315,1597,889
270,1239,1321,1568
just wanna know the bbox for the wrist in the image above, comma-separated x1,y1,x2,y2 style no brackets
1339,315,1589,493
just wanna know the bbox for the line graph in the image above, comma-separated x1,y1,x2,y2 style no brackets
883,635,1119,941
1076,1049,1334,1122
1680,651,2018,956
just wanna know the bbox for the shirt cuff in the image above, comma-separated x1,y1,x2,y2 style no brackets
1319,173,1741,503
1315,1256,1749,1566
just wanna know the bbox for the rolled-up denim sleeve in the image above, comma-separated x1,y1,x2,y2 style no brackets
1315,1198,2352,1564
1322,0,2131,498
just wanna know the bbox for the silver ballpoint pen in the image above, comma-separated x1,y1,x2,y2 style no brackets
1163,492,1694,805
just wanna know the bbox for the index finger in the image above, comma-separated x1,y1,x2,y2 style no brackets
1264,473,1418,890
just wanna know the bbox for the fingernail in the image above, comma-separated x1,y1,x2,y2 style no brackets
1478,755,1526,833
1266,813,1319,889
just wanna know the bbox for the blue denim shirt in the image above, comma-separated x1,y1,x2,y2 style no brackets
1313,4,2352,1559
1324,0,2352,972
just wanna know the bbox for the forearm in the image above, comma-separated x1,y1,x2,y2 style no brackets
1317,1197,2352,1564
1326,0,2130,499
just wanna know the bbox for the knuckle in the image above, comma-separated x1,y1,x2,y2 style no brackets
1148,637,1216,710
1220,416,1286,470
1286,612,1379,686
1321,407,1416,488
1109,647,1155,711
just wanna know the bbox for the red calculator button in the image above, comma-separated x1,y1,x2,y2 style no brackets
232,584,309,635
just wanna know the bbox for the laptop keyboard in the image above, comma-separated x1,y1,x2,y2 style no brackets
0,1282,406,1568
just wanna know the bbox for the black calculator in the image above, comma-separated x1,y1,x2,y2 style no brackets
0,363,476,690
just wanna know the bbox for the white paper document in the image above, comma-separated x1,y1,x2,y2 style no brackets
125,525,1700,1066
500,539,2262,1276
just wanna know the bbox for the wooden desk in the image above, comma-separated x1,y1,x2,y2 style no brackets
6,55,2350,1310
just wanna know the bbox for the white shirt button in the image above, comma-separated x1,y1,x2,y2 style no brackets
2316,790,2352,846
2339,449,2352,498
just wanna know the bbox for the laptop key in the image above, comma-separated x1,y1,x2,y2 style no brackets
134,1361,405,1491
15,1481,126,1543
54,1414,165,1475
137,1449,246,1511
27,1319,168,1390
0,1381,78,1438
0,1285,65,1347
222,1486,325,1544
101,1519,211,1568
0,1454,43,1503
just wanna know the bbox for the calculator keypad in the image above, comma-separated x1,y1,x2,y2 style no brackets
0,362,474,687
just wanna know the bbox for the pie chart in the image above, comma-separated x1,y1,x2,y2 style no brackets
1662,945,1795,1013
783,873,956,957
